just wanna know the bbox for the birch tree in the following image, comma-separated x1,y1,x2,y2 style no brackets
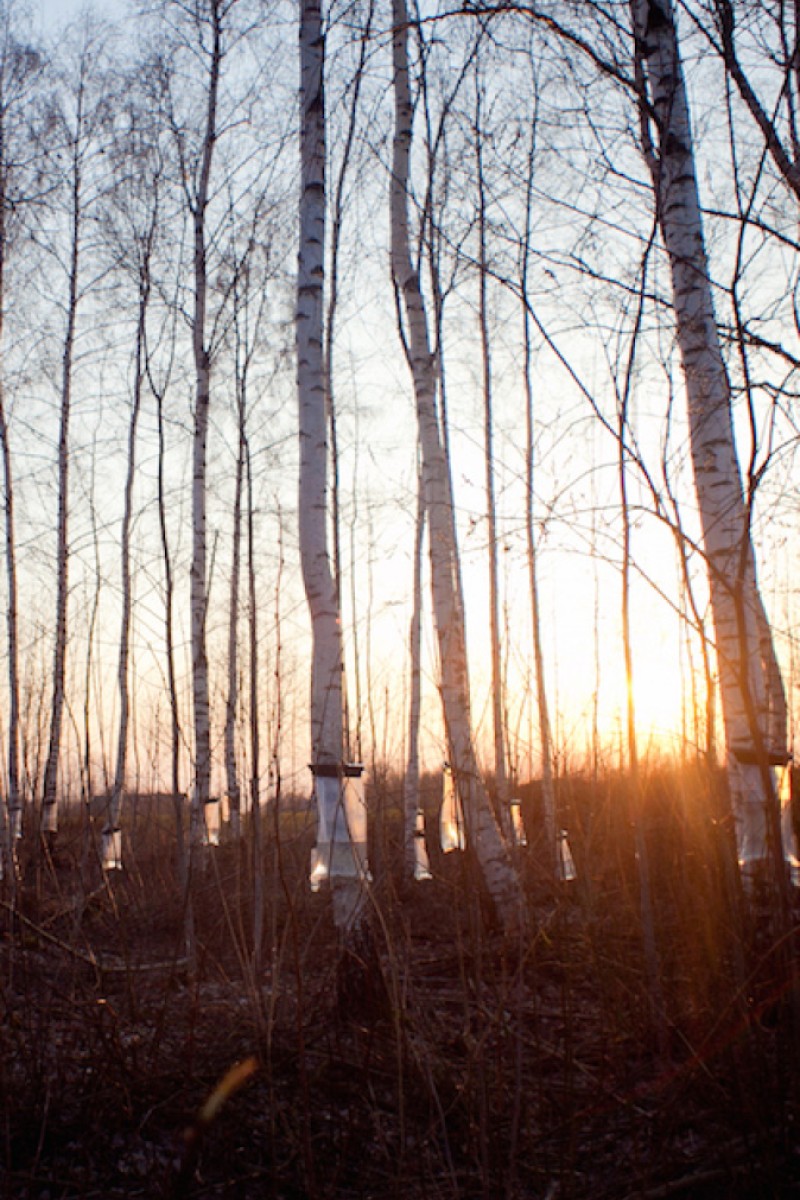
187,0,221,849
41,24,109,843
472,67,509,829
152,302,193,956
157,0,238,851
104,100,161,870
0,9,42,880
403,460,427,878
324,0,373,765
246,409,263,966
518,94,557,867
298,0,367,932
631,0,793,888
391,0,524,929
224,230,248,842
224,205,272,841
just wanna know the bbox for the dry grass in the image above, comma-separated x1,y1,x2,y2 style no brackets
1,765,799,1198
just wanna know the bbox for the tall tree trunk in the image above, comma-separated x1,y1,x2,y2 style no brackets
298,0,341,771
631,0,792,891
473,75,508,828
245,434,263,969
155,381,185,854
189,4,221,851
518,113,557,869
107,246,152,870
42,77,85,842
404,461,426,878
82,473,104,806
0,72,19,886
227,207,271,854
225,384,245,840
390,0,524,929
0,380,18,884
155,368,192,961
298,0,366,932
324,0,373,762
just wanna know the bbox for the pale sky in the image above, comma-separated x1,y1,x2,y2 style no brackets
36,0,125,32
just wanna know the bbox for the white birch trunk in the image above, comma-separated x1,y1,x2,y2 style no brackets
107,249,151,870
403,465,425,878
391,0,524,929
225,409,244,839
324,2,371,765
413,807,432,881
298,0,365,931
189,0,221,849
440,762,466,853
474,86,508,826
42,77,85,840
155,374,193,964
155,385,187,866
519,117,558,869
298,0,341,771
246,440,263,967
632,0,794,883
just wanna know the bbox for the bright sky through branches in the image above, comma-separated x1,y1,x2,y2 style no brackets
14,0,796,793
21,0,707,777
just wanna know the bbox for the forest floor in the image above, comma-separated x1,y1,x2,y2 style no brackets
2,771,800,1199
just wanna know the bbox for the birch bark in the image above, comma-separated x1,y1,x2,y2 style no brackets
403,463,425,878
225,236,265,842
107,218,154,869
298,0,365,930
298,0,342,773
224,424,244,838
474,76,508,828
246,440,263,967
155,379,186,867
519,117,557,866
189,0,222,848
42,62,86,841
324,0,372,764
155,364,193,962
631,0,793,883
0,21,32,880
391,0,524,928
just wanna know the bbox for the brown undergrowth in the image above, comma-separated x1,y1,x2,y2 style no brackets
1,765,799,1198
